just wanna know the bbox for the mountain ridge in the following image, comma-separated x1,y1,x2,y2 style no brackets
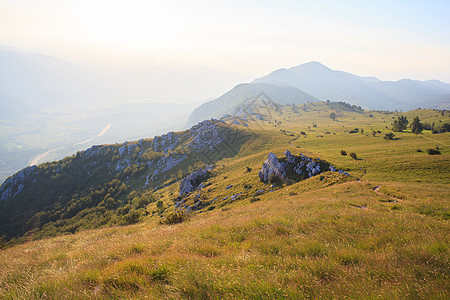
253,61,450,110
187,61,450,127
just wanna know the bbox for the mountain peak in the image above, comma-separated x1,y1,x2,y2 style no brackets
289,61,331,72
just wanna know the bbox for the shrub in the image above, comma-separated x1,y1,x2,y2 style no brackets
161,211,187,225
122,211,141,225
349,152,357,160
384,133,395,140
427,148,441,155
341,150,347,156
243,183,252,189
156,200,164,210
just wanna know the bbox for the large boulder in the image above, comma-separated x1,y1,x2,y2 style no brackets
259,150,339,183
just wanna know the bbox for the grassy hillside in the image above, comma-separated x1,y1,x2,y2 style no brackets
0,102,448,298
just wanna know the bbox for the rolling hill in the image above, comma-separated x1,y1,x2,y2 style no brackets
0,101,449,298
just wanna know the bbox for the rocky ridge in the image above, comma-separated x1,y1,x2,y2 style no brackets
0,119,246,203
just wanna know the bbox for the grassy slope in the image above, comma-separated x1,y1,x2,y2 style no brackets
0,103,449,299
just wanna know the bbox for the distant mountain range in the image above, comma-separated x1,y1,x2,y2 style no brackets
187,61,450,126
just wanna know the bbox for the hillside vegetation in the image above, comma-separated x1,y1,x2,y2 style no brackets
0,102,449,299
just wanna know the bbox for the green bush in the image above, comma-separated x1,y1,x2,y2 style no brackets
349,152,357,160
122,211,141,225
384,132,395,140
340,150,347,156
426,148,441,155
161,211,187,225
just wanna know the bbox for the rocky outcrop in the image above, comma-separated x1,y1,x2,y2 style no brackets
152,131,179,153
0,165,38,201
189,120,227,151
259,150,344,183
258,152,288,182
179,165,214,196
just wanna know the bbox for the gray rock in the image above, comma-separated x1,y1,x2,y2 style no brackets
152,131,180,153
188,120,227,152
231,193,243,201
285,150,295,164
259,150,336,183
179,168,210,196
258,152,288,182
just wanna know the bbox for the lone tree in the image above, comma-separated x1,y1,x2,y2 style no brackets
392,115,409,132
329,112,337,121
411,116,424,134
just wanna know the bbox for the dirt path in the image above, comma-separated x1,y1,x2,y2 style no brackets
373,185,402,202
284,130,300,146
420,135,448,147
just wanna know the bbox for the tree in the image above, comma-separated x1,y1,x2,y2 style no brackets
329,112,337,120
392,116,409,132
411,116,424,134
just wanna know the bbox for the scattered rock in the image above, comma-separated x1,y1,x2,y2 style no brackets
230,193,243,201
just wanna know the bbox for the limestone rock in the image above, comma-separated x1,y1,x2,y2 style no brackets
179,166,212,196
258,150,339,184
258,152,288,182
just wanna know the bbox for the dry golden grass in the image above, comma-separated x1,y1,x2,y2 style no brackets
1,179,448,299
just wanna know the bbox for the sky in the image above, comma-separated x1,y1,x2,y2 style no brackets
1,0,450,82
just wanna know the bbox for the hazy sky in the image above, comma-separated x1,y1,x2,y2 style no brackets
1,0,450,81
